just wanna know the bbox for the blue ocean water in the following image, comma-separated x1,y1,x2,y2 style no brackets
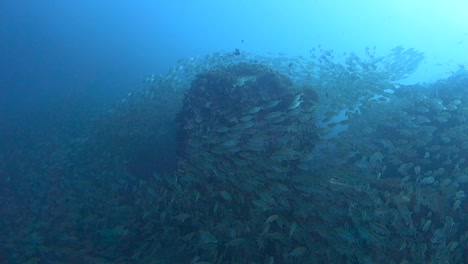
1,1,467,263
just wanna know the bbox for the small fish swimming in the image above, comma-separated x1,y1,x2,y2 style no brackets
288,100,303,110
246,106,263,114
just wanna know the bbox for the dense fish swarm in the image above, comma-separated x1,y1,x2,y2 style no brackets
0,46,467,263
